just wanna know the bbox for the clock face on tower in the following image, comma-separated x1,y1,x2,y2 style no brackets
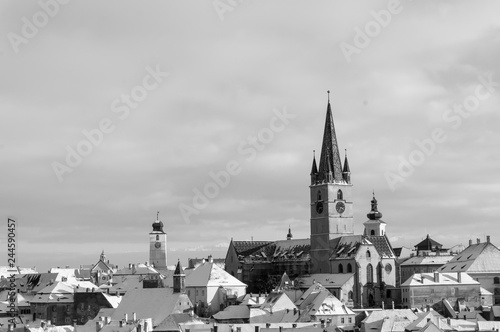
336,201,345,214
154,242,161,248
315,201,323,214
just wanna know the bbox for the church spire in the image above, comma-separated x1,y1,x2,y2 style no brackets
287,225,293,240
342,149,351,183
310,150,318,184
318,92,343,183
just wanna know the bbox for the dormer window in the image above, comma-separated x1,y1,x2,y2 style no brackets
337,190,343,200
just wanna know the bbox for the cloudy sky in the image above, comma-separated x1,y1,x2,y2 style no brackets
1,1,499,271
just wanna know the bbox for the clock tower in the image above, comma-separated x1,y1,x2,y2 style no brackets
310,94,353,273
149,212,167,269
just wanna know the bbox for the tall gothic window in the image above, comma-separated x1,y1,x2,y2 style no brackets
317,190,322,201
367,264,374,283
337,190,343,200
339,263,344,273
366,250,371,258
370,230,375,236
347,263,353,273
156,235,159,241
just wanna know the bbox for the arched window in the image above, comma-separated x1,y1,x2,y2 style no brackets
338,264,344,273
366,250,371,258
370,230,375,236
367,264,373,283
156,235,159,241
348,291,353,300
494,277,500,284
337,190,343,200
347,263,352,273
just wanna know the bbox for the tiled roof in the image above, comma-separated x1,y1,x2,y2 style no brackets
233,241,272,257
212,305,250,320
438,242,500,273
244,239,310,263
329,235,363,259
366,235,395,258
405,310,451,332
415,235,442,251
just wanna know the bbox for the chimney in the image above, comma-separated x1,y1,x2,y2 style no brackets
8,324,13,332
477,238,480,244
457,272,462,283
208,255,213,263
487,236,491,243
133,312,137,321
105,317,111,325
137,324,142,332
469,239,472,246
392,301,395,310
426,305,430,312
434,272,439,283
292,324,297,328
202,258,206,264
124,313,128,322
120,321,124,328
96,321,102,332
266,323,271,328
73,319,77,327
129,263,132,269
382,301,385,310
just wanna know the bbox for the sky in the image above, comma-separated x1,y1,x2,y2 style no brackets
1,1,500,272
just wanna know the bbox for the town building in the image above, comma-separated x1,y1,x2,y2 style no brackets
400,255,454,286
438,237,500,305
401,272,481,310
185,256,247,317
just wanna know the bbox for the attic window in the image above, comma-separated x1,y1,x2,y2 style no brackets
451,266,456,270
461,265,466,269
467,255,472,259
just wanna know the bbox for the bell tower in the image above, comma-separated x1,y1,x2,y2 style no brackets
149,211,167,269
310,92,353,273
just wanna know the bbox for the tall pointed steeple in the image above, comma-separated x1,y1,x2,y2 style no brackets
318,92,343,183
310,150,318,185
342,149,351,184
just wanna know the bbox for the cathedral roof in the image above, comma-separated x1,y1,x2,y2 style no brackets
235,239,311,263
231,240,272,257
328,234,395,259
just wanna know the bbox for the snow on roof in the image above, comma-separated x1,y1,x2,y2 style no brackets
185,262,246,288
401,272,479,287
439,242,500,273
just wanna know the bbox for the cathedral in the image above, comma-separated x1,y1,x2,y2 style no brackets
225,95,398,308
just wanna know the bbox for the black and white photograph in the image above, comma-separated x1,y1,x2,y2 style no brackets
1,1,500,329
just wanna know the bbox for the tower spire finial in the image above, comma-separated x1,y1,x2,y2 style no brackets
157,211,159,220
327,90,330,103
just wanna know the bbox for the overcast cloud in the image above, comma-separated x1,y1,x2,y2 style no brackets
1,1,499,271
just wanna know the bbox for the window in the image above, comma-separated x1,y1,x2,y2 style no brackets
367,264,373,283
366,250,371,258
317,190,322,201
370,230,375,235
348,318,352,323
347,263,352,273
494,277,500,284
337,190,343,200
348,291,353,300
385,264,392,273
156,235,159,241
338,264,344,273
387,290,392,298
341,318,345,324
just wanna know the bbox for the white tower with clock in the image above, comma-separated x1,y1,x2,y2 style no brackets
149,212,167,269
309,93,353,273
